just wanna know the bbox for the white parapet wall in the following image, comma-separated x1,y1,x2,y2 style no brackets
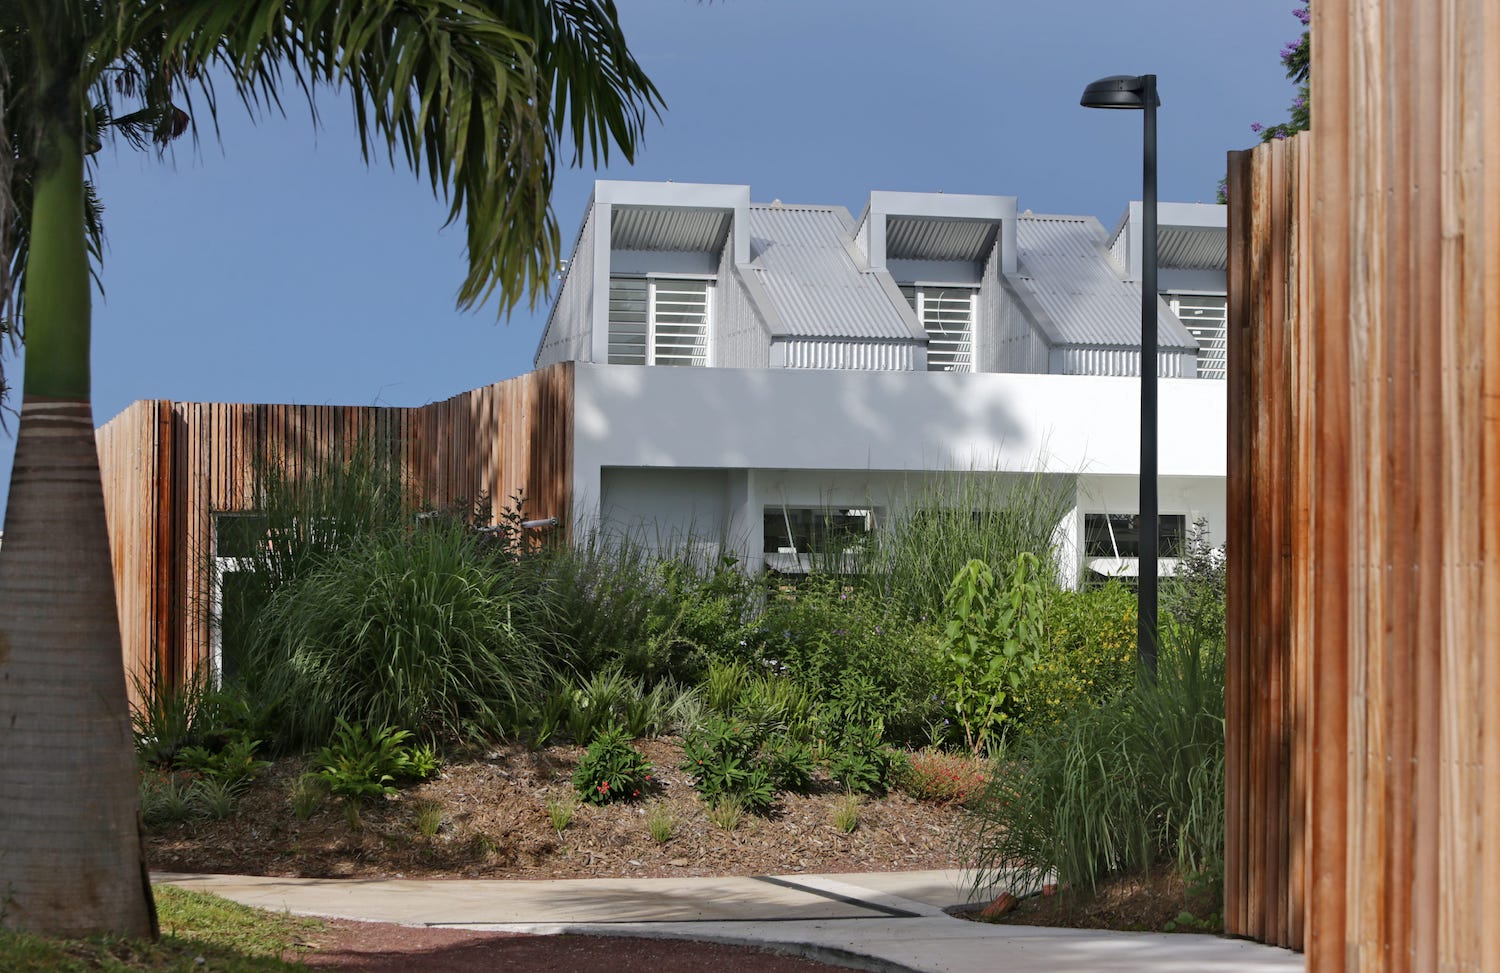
570,363,1227,572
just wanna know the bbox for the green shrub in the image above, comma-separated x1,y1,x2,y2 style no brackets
572,725,654,805
964,628,1226,897
566,668,637,744
1161,517,1227,645
761,735,816,794
937,553,1048,754
245,521,559,745
559,669,689,744
680,714,776,814
1016,581,1137,731
132,669,260,768
823,722,892,796
311,720,438,803
529,536,755,680
139,770,199,827
749,579,944,745
173,734,271,789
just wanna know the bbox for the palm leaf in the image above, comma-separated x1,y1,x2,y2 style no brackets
0,0,663,410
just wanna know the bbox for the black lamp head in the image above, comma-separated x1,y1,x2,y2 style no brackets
1080,75,1160,110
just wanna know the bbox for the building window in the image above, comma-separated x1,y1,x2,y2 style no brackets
762,506,877,574
1167,293,1227,380
608,276,711,366
763,506,875,554
901,285,976,372
1084,513,1187,559
212,513,274,685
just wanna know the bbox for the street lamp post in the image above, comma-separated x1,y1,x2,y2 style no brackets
1081,73,1160,679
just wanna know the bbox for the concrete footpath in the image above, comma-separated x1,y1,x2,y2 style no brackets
156,869,1304,973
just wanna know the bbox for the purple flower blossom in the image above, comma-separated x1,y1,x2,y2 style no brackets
1293,95,1306,108
1294,6,1311,25
1280,43,1298,59
1250,122,1265,133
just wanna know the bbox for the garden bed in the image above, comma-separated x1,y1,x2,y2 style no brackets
146,738,967,881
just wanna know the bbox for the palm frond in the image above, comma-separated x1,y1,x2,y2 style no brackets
145,0,663,313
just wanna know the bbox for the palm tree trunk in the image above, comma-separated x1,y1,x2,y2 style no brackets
0,70,156,939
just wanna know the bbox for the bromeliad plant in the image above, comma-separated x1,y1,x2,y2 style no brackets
311,720,439,804
938,553,1048,755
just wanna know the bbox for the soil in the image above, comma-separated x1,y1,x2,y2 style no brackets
957,865,1223,933
146,738,966,881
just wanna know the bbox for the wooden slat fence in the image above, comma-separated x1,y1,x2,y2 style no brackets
1226,1,1499,968
95,363,573,700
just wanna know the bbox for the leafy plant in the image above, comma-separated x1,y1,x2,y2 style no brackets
131,668,257,768
937,553,1048,754
562,668,684,744
311,720,436,804
173,735,271,789
139,771,198,827
762,735,816,794
824,722,892,796
571,725,654,805
680,714,776,814
193,778,242,821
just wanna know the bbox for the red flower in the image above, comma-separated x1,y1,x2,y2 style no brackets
597,782,610,793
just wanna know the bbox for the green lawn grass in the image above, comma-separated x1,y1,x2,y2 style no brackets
0,886,324,972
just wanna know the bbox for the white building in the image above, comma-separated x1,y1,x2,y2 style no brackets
533,181,1228,583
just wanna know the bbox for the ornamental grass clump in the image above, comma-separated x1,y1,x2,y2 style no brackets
964,626,1226,899
245,519,559,746
867,470,1073,622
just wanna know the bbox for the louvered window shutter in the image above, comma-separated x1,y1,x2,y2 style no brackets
608,277,710,366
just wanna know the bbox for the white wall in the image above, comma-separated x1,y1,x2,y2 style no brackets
571,363,1227,575
573,363,1225,498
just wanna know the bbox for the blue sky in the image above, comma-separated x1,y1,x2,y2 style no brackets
0,1,1303,521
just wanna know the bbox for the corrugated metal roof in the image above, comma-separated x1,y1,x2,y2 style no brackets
1054,347,1192,378
610,205,732,252
777,337,919,370
885,216,999,261
748,205,919,341
1015,215,1197,350
1158,225,1227,269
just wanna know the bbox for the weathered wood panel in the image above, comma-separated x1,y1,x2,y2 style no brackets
96,364,574,696
1225,135,1311,952
1228,1,1498,968
96,400,171,710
